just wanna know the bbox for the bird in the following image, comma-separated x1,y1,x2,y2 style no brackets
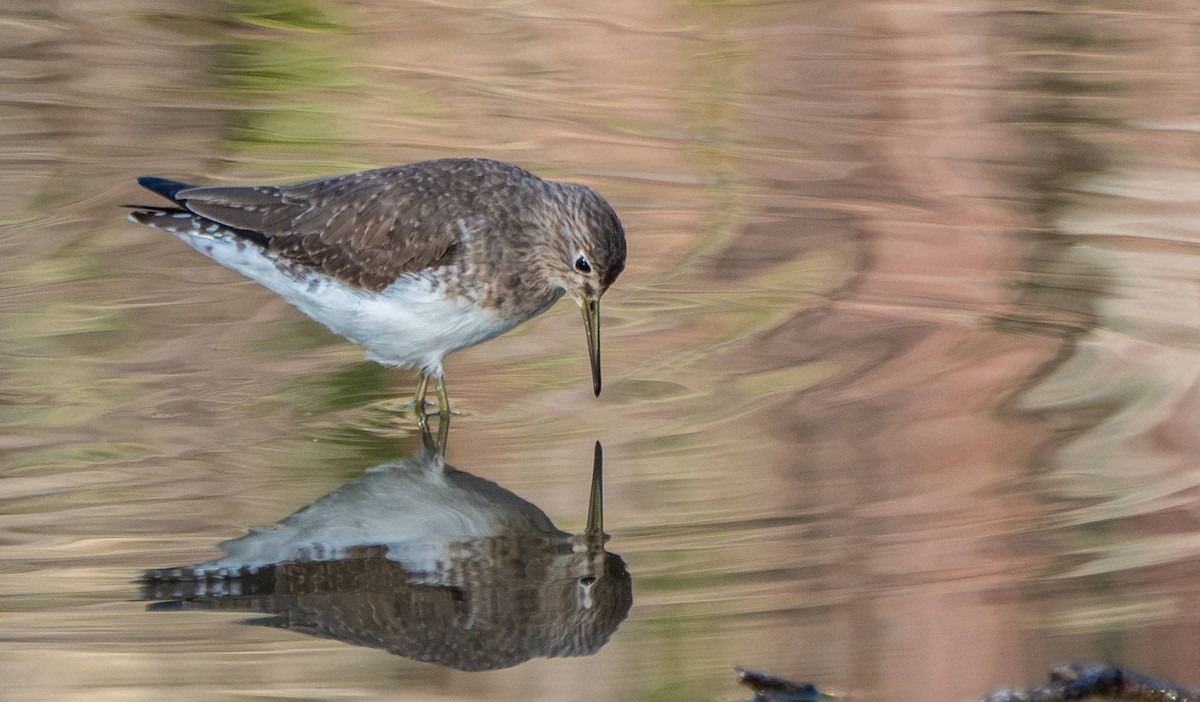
138,438,631,671
126,158,627,417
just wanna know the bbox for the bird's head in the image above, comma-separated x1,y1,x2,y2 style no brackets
542,184,627,397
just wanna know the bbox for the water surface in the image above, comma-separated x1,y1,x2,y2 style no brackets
3,1,1200,700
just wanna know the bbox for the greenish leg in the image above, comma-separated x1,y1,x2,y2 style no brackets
411,374,430,419
435,376,450,419
435,412,450,455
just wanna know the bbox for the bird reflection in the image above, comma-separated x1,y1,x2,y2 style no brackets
139,431,631,671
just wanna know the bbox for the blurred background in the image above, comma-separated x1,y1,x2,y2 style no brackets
2,0,1200,700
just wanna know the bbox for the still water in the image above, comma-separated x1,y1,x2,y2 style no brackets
3,1,1200,700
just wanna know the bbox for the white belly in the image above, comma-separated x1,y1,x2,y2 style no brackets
168,227,517,375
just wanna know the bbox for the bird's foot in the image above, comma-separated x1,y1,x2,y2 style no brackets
389,399,441,416
401,374,454,421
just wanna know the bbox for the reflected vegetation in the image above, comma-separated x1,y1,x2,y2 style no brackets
139,429,630,671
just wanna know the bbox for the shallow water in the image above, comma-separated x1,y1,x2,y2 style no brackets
3,1,1200,700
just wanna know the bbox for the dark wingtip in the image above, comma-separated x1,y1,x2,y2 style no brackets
137,176,193,204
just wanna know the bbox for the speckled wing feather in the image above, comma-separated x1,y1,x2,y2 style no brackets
166,160,537,292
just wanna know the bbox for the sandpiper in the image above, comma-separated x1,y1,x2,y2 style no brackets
127,158,626,417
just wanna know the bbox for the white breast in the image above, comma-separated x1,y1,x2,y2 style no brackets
165,226,519,375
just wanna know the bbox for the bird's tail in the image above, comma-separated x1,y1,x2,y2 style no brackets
139,562,275,604
125,208,219,235
124,176,205,231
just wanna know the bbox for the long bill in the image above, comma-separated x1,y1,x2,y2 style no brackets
585,441,604,536
581,298,601,396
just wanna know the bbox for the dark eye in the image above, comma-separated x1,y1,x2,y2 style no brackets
574,255,592,274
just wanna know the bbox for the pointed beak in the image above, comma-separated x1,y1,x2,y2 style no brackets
581,297,601,396
585,441,604,537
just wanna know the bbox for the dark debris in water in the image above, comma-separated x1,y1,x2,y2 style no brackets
975,663,1200,702
736,663,1199,702
736,667,828,702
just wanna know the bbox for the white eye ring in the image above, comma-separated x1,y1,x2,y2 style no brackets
574,255,592,274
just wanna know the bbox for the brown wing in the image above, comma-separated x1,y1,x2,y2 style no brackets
172,160,534,291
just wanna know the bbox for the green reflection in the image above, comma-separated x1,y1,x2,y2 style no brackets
225,0,344,32
209,0,371,172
